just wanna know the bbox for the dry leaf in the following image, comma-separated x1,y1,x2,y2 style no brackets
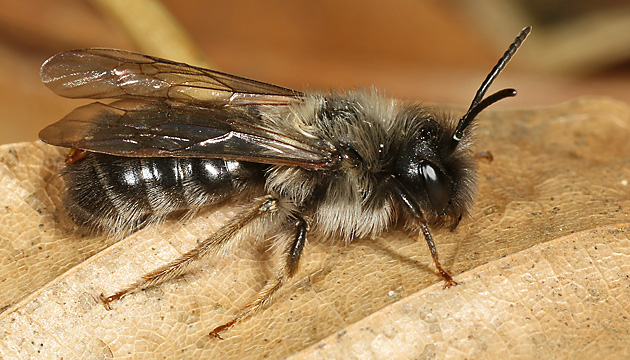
0,97,629,359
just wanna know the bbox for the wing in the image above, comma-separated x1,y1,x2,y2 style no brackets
40,48,303,107
40,49,339,169
39,99,338,169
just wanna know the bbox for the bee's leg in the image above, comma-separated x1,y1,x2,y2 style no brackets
450,213,463,232
387,176,457,287
474,150,493,163
209,215,307,339
419,223,457,288
99,195,280,309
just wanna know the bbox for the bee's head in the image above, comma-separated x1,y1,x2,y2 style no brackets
390,26,530,226
392,111,477,225
392,88,514,225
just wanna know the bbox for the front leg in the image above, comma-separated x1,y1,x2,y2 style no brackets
419,223,457,288
387,175,458,287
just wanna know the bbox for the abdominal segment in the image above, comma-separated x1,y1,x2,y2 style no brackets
62,153,262,234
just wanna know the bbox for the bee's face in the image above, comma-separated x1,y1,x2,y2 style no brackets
394,117,453,216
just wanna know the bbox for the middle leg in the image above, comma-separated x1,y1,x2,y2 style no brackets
210,215,308,338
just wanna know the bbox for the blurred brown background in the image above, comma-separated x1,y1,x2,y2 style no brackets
1,0,630,145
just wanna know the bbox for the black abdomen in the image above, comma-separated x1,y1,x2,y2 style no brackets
63,153,263,233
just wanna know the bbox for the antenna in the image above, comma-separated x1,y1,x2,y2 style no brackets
451,26,531,148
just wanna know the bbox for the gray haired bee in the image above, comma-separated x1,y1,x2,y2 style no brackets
39,26,530,337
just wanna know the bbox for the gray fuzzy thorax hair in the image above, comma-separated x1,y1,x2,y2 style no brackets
264,89,465,242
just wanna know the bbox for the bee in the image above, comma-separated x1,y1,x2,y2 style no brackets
39,26,530,337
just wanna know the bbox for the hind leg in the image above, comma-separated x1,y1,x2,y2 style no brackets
100,195,281,307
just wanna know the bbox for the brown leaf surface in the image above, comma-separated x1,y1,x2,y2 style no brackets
292,225,630,359
1,97,629,359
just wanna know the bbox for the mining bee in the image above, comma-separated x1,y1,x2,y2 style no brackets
39,26,530,337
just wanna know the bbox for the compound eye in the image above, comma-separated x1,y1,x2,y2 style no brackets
421,161,450,212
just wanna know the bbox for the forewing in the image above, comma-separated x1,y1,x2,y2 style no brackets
40,48,303,107
39,99,336,169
